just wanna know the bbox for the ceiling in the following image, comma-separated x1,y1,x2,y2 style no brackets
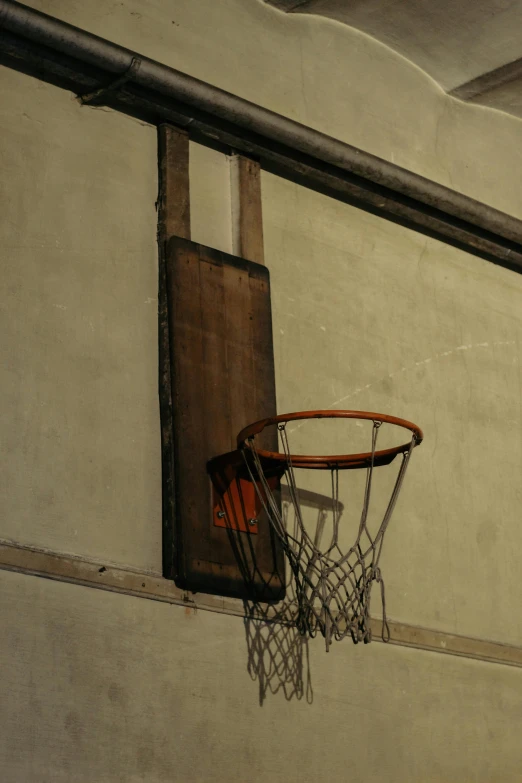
265,0,522,119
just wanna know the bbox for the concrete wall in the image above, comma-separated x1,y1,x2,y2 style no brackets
2,568,522,783
1,1,522,780
0,70,161,571
264,172,522,646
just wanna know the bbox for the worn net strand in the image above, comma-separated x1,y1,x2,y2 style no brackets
242,421,417,651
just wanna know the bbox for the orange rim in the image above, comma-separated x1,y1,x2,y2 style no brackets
237,409,423,470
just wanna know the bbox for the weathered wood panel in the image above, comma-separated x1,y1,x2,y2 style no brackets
165,237,284,599
230,155,265,265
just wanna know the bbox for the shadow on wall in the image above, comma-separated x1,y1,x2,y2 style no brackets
241,486,346,706
243,600,313,707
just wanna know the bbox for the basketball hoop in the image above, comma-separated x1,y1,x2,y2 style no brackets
237,410,423,651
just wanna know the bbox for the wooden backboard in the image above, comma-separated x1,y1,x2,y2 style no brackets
161,236,285,601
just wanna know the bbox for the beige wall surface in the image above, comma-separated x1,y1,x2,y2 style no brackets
2,568,522,783
263,173,522,646
0,70,162,571
1,0,522,781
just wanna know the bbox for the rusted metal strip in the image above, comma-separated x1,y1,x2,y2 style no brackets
1,539,522,668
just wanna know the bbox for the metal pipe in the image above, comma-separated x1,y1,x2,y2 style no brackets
1,0,522,269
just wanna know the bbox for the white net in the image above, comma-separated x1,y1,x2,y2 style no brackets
241,418,419,651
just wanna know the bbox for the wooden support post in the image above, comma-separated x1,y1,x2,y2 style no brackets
230,154,265,265
157,124,190,579
158,125,191,241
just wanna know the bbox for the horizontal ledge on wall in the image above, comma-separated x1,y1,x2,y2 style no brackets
1,539,522,668
1,1,522,272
